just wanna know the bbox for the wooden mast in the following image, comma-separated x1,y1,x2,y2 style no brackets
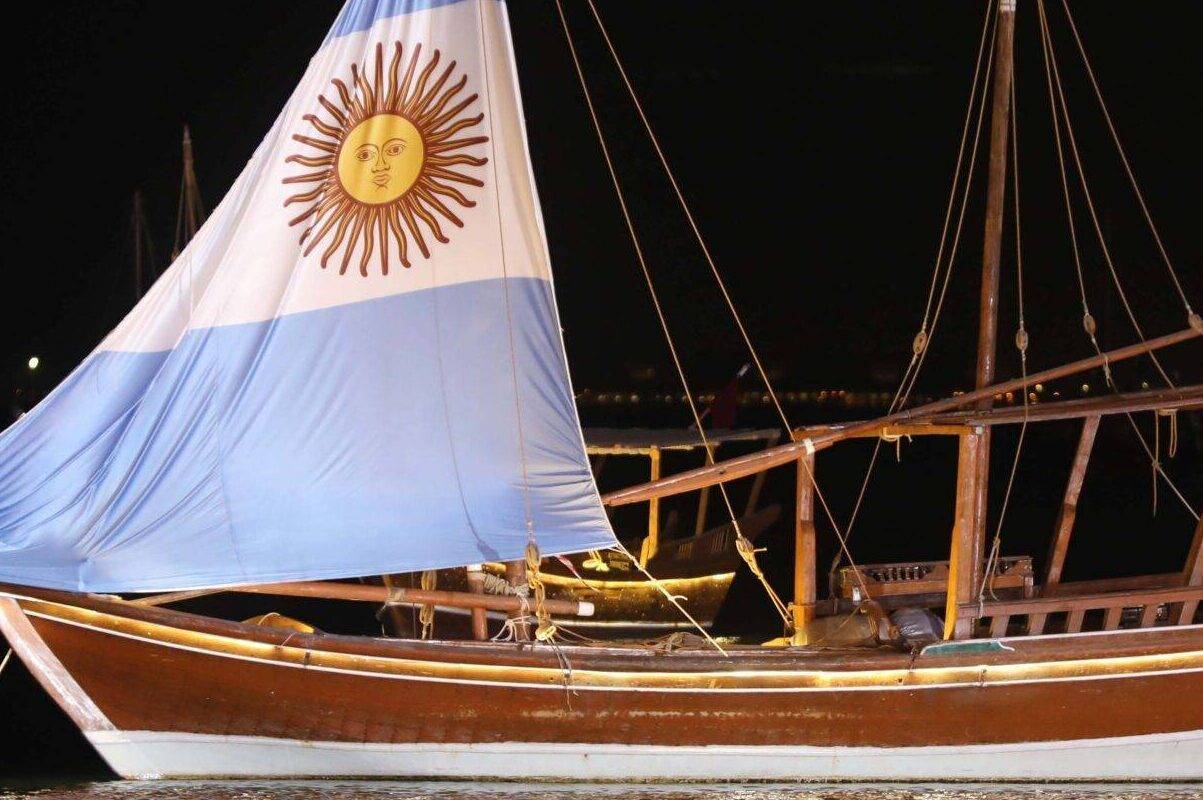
946,0,1017,639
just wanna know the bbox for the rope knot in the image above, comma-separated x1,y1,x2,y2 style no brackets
1190,311,1203,334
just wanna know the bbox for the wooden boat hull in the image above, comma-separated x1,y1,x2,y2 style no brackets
4,586,1203,781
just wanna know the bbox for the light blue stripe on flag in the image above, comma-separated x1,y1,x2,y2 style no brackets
327,0,501,41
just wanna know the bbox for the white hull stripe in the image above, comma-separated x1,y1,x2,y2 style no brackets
88,729,1203,781
21,604,1203,694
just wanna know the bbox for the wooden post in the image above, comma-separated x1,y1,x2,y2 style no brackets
465,565,489,641
639,446,662,565
505,559,530,641
1177,516,1203,625
966,0,1017,600
945,429,983,640
694,444,715,536
1044,415,1100,587
791,451,817,645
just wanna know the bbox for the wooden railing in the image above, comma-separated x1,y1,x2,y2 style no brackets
961,583,1203,638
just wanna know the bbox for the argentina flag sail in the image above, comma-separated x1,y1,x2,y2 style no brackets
0,0,616,592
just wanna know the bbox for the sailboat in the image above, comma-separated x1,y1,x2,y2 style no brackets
3,0,1203,781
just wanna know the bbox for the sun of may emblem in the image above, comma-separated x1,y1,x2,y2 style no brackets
283,42,489,276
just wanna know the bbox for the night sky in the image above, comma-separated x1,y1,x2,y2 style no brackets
2,0,1203,779
2,1,1201,410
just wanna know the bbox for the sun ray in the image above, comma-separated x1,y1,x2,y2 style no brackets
386,43,404,109
426,115,485,144
398,202,430,260
283,40,488,275
406,50,442,115
396,44,423,109
386,208,411,268
302,114,342,139
291,134,338,154
317,95,349,127
423,180,476,209
416,75,467,126
320,209,358,269
413,62,457,119
414,185,463,228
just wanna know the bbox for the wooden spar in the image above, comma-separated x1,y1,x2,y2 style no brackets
465,565,489,641
938,384,1203,426
505,560,531,640
961,0,1017,605
131,580,594,617
944,430,983,640
639,445,663,565
1044,416,1101,587
1177,517,1203,625
791,452,817,645
601,326,1202,508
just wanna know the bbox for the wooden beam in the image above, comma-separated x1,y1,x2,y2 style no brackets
602,327,1201,508
944,430,983,640
791,452,817,645
134,579,593,617
1044,416,1100,587
938,384,1203,427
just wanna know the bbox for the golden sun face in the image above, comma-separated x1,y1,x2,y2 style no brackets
283,42,489,276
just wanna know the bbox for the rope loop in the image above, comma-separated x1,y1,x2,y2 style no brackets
524,541,557,643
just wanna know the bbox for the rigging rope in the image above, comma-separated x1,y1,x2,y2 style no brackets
580,0,873,616
829,1,999,589
554,0,762,646
1036,0,1199,522
1058,0,1196,322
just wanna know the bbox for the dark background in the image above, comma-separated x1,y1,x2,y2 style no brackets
2,0,1203,782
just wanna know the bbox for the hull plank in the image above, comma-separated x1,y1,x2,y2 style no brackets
6,588,1203,779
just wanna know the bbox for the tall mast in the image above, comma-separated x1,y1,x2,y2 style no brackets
947,0,1017,638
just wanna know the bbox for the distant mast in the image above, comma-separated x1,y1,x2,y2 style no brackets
131,189,155,301
172,125,207,260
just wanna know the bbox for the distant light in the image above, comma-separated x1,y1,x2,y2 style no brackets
27,356,39,371
1035,383,1044,393
1081,383,1090,393
1141,381,1150,390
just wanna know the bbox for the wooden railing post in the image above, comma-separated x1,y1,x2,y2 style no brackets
1045,416,1100,587
1177,516,1203,625
945,429,983,640
465,564,489,641
639,445,663,565
505,559,531,641
791,451,817,645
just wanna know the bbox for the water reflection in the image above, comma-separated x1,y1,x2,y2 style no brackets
3,783,1203,800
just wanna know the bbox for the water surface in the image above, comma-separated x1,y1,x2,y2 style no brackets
3,783,1203,800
